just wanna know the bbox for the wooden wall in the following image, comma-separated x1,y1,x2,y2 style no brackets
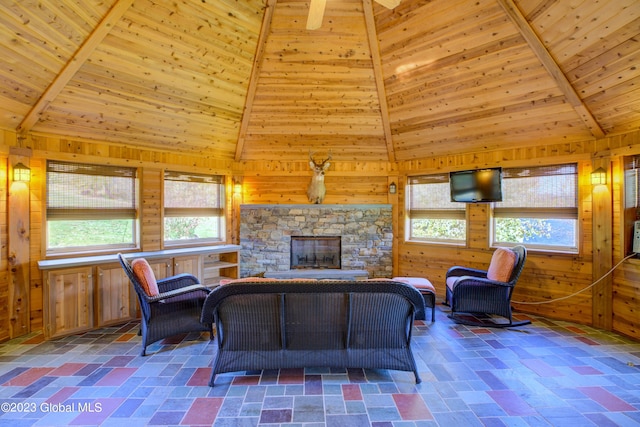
0,132,8,342
1,130,640,341
238,160,397,205
13,134,234,340
395,131,640,333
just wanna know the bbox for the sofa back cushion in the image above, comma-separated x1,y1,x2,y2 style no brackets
487,247,517,282
131,258,159,296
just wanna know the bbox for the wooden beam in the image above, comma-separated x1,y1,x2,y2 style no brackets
374,0,401,8
363,0,396,162
591,159,613,330
497,0,605,139
235,0,277,161
8,150,31,338
17,0,134,134
306,0,327,30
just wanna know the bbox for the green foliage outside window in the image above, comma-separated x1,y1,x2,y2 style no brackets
494,218,551,243
164,217,219,241
411,219,465,240
48,220,134,248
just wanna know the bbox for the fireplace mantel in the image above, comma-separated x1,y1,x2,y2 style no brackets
240,203,392,209
240,204,393,278
264,269,369,280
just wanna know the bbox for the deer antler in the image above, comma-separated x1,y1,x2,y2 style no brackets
321,151,332,166
309,150,331,166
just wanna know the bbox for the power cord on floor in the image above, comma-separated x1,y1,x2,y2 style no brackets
512,252,637,305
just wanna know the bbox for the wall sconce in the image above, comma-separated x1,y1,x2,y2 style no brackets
389,182,397,194
591,167,607,185
233,177,243,196
13,162,31,182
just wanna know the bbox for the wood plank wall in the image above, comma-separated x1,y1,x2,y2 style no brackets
0,133,8,342
238,160,397,205
0,130,639,340
28,158,44,333
397,138,614,327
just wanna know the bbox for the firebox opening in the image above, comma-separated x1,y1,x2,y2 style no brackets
290,236,341,269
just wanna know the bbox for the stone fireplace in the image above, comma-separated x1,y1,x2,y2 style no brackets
240,204,393,278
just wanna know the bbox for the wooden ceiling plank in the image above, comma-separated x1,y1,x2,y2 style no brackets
364,0,396,162
497,0,605,139
17,0,135,134
235,0,277,161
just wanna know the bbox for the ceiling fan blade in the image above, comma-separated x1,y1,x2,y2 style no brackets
374,0,401,8
306,0,327,30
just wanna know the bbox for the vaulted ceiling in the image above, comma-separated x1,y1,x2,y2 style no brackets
1,0,639,162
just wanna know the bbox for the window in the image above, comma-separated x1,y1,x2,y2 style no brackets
406,174,466,243
46,161,138,254
164,171,224,245
492,164,578,252
624,156,640,255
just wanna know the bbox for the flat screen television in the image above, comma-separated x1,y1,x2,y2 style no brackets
450,167,503,203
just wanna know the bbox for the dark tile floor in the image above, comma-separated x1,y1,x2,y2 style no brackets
1,305,640,426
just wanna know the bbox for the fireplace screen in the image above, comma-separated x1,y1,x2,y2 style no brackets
290,236,341,269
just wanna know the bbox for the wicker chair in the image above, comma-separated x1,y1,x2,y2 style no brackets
117,253,213,355
445,245,529,327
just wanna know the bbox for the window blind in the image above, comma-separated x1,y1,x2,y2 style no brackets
496,164,577,209
47,160,137,219
164,171,223,212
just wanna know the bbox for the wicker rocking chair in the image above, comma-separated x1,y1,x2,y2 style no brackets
445,245,529,327
118,253,213,355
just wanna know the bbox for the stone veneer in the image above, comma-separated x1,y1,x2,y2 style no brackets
240,204,393,278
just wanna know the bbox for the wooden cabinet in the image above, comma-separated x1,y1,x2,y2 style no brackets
39,245,241,339
96,263,137,327
148,255,202,281
173,255,202,277
45,267,94,339
147,252,236,287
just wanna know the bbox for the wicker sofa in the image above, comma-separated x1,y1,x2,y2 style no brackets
200,280,425,386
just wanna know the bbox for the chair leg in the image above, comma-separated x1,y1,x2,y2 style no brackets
429,293,435,322
419,291,436,322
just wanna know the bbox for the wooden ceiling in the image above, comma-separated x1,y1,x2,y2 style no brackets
1,0,638,162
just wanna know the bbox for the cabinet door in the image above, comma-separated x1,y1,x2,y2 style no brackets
46,267,93,339
96,263,137,326
173,255,202,278
147,257,173,280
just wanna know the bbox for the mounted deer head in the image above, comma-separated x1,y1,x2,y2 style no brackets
307,151,331,204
